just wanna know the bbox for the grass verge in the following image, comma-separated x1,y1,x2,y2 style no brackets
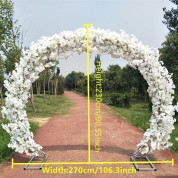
110,100,151,131
0,120,39,164
27,94,71,118
109,100,178,154
0,94,71,163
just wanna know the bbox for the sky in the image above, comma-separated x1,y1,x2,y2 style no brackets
13,0,174,76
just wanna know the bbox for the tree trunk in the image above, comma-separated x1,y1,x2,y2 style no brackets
37,81,41,95
43,77,46,95
30,84,35,111
54,78,58,96
52,81,54,95
133,87,136,98
143,84,147,103
48,79,50,98
0,84,3,107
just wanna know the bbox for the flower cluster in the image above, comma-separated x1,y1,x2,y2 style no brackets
1,27,177,156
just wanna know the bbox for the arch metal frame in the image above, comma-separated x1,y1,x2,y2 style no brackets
1,27,177,156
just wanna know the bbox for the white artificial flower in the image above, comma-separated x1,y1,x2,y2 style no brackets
1,27,176,156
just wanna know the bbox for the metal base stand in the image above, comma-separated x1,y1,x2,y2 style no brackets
24,151,48,170
131,155,157,171
131,143,157,171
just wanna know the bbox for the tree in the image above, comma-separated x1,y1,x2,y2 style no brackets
163,0,178,32
159,32,178,94
65,72,74,90
160,0,178,94
120,66,136,92
104,65,122,91
57,75,64,94
0,0,22,74
119,65,148,102
0,0,22,110
65,71,81,90
53,67,60,96
94,54,101,72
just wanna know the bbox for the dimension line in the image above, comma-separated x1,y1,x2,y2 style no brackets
83,24,93,163
11,158,174,169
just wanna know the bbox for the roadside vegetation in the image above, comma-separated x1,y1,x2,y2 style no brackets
110,100,178,154
100,92,178,153
27,94,71,119
0,94,71,164
0,120,39,164
0,0,68,164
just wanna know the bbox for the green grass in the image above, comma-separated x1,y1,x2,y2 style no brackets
76,91,178,154
27,94,71,118
170,124,178,153
0,94,71,164
108,99,178,154
0,120,12,164
111,100,151,131
0,120,39,164
29,121,39,134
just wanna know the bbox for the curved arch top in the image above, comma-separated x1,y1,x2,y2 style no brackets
1,27,177,156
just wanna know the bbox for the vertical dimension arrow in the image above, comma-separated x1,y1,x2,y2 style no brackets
83,24,93,162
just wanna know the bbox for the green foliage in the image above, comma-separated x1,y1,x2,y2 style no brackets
0,0,14,39
0,0,22,74
111,100,178,154
110,93,123,107
58,75,65,94
0,56,4,100
170,124,178,153
109,93,131,107
65,71,85,90
160,0,178,126
159,32,178,94
111,100,151,131
68,62,149,103
173,95,178,123
103,65,122,91
33,66,64,95
0,56,4,83
0,119,12,163
163,0,178,32
65,71,77,90
0,120,39,163
80,74,95,96
94,54,101,72
0,94,71,163
65,55,149,103
0,0,22,103
27,94,71,118
29,121,39,134
120,66,145,91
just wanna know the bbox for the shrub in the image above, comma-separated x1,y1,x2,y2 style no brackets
173,96,178,123
0,120,12,163
148,101,152,112
29,121,39,134
0,120,39,163
109,93,131,107
123,94,131,107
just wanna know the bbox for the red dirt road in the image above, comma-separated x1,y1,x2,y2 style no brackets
0,91,178,178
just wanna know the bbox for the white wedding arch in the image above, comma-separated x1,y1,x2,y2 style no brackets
1,27,178,156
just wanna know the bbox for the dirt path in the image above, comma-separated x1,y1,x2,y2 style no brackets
0,91,178,178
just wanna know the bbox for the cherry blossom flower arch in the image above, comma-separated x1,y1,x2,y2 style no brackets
1,27,178,156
